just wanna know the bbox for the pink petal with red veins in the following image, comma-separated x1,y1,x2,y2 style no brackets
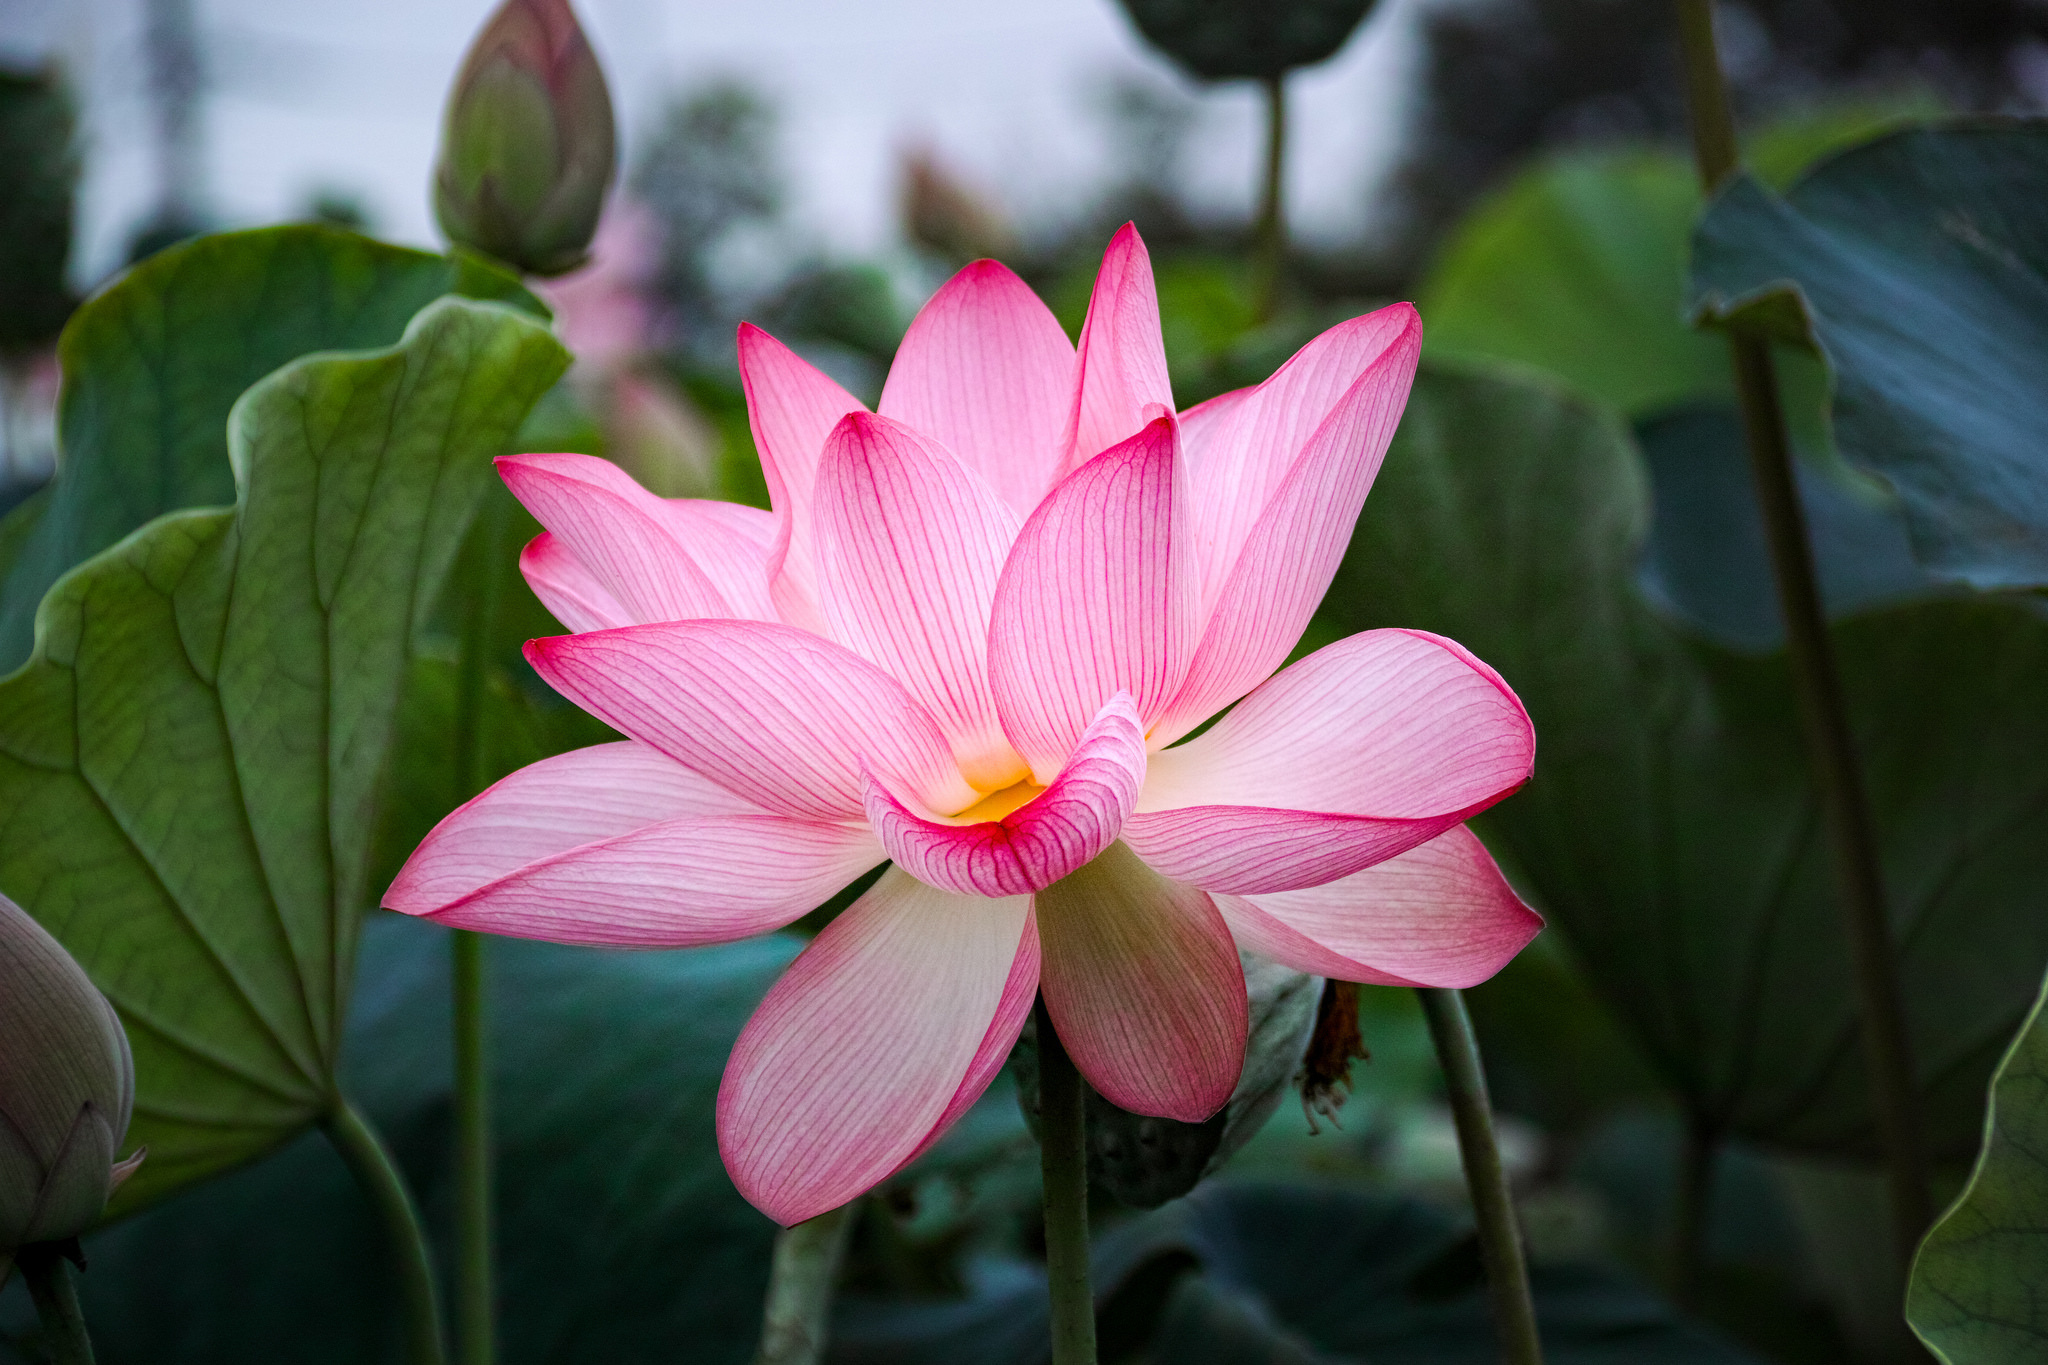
1035,841,1246,1121
737,322,869,631
815,412,1025,788
520,531,632,634
1181,305,1419,608
659,498,778,621
526,619,978,822
719,867,1038,1225
1127,629,1534,893
865,692,1145,896
405,819,879,946
1152,310,1422,744
387,741,759,898
1214,825,1542,987
879,259,1076,518
385,739,879,946
988,417,1198,782
498,452,732,623
1059,224,1173,476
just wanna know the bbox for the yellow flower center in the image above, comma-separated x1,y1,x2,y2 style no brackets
948,778,1047,824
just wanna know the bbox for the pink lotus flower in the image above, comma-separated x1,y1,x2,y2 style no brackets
386,226,1539,1226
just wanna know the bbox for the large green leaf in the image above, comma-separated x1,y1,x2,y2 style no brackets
1417,101,1929,421
5,918,793,1364
1907,968,2048,1363
0,298,568,1210
0,224,541,670
1689,121,2048,588
1632,403,1932,652
1318,359,2048,1161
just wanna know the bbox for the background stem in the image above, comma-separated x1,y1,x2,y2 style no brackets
452,929,494,1365
1035,999,1098,1365
448,485,508,1365
1672,0,1933,1263
1419,987,1544,1365
324,1098,449,1365
752,1202,858,1365
19,1244,96,1365
1254,70,1288,322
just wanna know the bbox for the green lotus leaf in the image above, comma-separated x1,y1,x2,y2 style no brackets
0,224,541,671
1319,359,2048,1161
1907,967,2048,1363
0,297,568,1212
1688,121,2048,588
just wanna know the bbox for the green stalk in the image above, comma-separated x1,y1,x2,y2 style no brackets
1036,999,1097,1365
1418,988,1543,1365
1672,0,1933,1262
752,1202,858,1365
18,1243,96,1365
452,929,494,1365
1254,70,1289,322
324,1099,449,1365
448,486,510,1364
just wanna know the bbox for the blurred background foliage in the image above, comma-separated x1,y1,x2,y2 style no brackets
2,1,2047,1363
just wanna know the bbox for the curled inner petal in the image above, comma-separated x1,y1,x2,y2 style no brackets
864,693,1146,896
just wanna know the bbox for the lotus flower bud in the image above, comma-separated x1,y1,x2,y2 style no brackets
1,893,140,1276
433,0,617,276
1015,953,1321,1208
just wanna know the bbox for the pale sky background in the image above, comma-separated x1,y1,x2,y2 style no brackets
1,0,1426,287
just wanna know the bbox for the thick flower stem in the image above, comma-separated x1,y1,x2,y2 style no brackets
1418,988,1543,1365
1254,71,1289,322
324,1098,450,1365
448,485,508,1365
1036,998,1098,1365
19,1243,96,1365
753,1202,858,1365
452,929,495,1365
1672,0,1933,1263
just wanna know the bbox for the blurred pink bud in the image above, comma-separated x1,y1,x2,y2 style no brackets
0,893,139,1268
434,0,618,276
533,199,661,372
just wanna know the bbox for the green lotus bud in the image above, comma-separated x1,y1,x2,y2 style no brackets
1116,0,1379,81
433,0,617,276
0,893,140,1279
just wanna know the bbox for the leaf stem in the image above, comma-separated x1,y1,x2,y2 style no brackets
324,1098,449,1365
1418,987,1544,1365
448,484,509,1365
1254,70,1288,322
1672,0,1933,1262
752,1202,858,1365
1036,998,1098,1365
18,1243,96,1365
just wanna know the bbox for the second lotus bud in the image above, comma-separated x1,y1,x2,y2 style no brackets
433,0,617,276
1,893,142,1276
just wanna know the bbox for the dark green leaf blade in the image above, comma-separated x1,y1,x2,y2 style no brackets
0,224,542,670
1688,121,2048,588
1319,359,2048,1160
0,297,568,1210
1907,969,2048,1363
